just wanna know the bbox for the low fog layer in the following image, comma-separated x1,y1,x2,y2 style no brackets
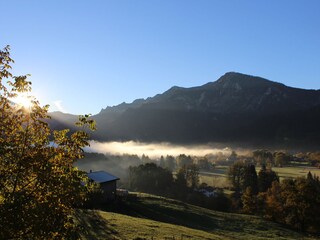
85,141,233,158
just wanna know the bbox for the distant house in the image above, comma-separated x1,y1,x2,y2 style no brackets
87,171,120,199
197,186,216,198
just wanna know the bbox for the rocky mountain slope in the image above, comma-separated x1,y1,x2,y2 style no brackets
49,72,320,148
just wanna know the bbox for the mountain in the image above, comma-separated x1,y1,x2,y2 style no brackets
49,72,320,148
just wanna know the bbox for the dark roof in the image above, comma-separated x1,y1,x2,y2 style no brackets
87,171,119,183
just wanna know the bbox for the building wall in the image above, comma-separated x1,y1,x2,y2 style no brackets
100,181,117,199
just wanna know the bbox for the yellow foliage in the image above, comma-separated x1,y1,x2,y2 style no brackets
0,45,95,239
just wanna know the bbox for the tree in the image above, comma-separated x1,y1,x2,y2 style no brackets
306,152,320,168
228,150,238,162
274,152,291,167
241,187,257,214
159,155,165,168
173,164,199,200
186,164,200,189
0,46,95,239
141,154,151,163
175,164,199,189
228,161,246,192
228,161,257,193
253,150,273,166
264,174,320,232
128,163,173,194
257,164,279,192
176,154,193,168
264,181,284,222
175,165,188,188
242,164,258,194
280,176,320,232
174,164,189,199
164,155,176,171
197,157,213,170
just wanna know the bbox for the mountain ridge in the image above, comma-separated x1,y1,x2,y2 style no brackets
49,72,320,148
98,72,320,115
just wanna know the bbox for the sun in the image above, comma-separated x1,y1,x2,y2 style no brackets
14,92,33,109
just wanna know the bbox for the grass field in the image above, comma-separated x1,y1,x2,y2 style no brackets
76,210,224,240
272,166,320,179
76,193,317,240
199,165,320,189
199,166,231,188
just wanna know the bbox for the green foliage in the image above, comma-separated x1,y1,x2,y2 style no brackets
228,161,258,193
164,155,176,171
159,155,165,168
274,152,291,167
196,157,214,170
176,164,200,189
0,45,95,239
175,165,188,188
128,163,174,194
127,163,229,212
243,164,258,194
258,165,279,192
141,154,151,163
187,164,200,188
253,150,273,166
176,154,193,168
228,161,245,192
305,152,320,167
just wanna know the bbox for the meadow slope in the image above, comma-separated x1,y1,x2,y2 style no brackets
76,193,317,240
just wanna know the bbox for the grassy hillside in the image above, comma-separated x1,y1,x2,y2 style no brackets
76,210,224,240
76,193,317,240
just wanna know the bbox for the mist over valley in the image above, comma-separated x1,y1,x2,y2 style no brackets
4,2,320,238
84,140,233,158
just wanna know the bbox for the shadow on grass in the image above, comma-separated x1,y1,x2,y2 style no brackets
75,209,118,240
102,197,219,232
83,195,313,239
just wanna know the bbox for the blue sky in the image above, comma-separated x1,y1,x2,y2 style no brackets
2,0,320,114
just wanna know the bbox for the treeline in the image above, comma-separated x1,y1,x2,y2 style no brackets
79,152,215,181
295,151,320,168
128,163,230,211
253,150,320,168
228,161,320,233
157,154,215,171
81,149,320,181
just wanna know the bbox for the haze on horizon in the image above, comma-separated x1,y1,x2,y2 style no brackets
84,140,235,159
2,1,320,115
